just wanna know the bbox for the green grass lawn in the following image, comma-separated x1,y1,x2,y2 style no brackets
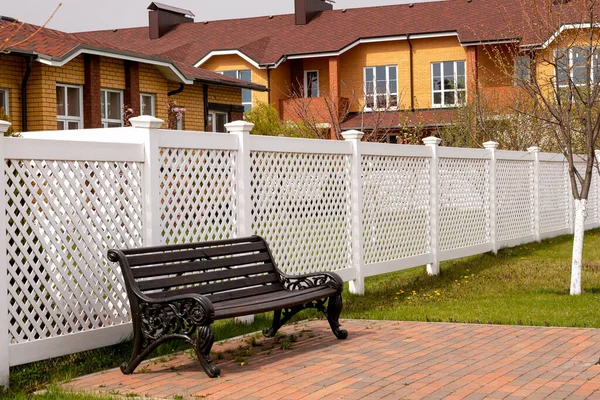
4,229,600,399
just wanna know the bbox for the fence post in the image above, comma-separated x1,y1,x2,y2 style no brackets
226,120,255,323
130,116,164,247
423,136,441,275
342,130,365,295
0,122,10,389
528,146,541,242
483,141,499,254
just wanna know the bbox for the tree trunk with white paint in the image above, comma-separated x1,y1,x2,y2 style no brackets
571,199,587,295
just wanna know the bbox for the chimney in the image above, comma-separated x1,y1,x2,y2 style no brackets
148,2,195,40
295,0,333,25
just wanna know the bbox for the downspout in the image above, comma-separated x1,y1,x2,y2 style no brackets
267,67,272,104
20,55,33,132
203,84,209,132
168,83,185,96
407,35,415,112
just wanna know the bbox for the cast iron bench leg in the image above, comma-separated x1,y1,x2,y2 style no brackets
326,294,348,339
195,324,220,378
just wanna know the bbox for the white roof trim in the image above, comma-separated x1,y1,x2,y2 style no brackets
533,23,600,50
37,48,194,84
195,32,460,68
194,50,263,69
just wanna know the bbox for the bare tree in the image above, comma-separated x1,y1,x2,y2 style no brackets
481,0,600,294
0,3,62,53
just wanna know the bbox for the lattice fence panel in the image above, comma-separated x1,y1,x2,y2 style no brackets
6,159,143,344
574,163,599,225
159,148,237,244
361,155,431,264
439,158,491,251
497,159,535,241
250,151,352,275
539,161,570,233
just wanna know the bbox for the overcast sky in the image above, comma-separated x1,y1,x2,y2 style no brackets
1,0,429,32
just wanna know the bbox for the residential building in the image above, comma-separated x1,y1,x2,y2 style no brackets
0,5,266,134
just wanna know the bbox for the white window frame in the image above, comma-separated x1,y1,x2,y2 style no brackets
304,70,320,98
363,65,398,111
56,83,84,130
431,61,467,108
0,88,8,115
555,47,600,88
101,89,124,128
140,93,155,116
220,69,252,111
208,110,228,133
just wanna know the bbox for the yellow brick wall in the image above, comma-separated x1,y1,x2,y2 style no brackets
0,56,25,132
168,82,205,131
269,62,291,114
139,63,169,124
200,54,269,108
100,57,126,90
27,55,85,132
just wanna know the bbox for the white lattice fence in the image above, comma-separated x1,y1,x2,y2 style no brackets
249,150,352,275
361,155,431,265
5,157,143,346
158,148,238,244
496,158,535,244
438,157,491,252
539,160,570,235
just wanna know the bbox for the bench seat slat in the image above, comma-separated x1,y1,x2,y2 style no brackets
131,252,272,278
136,263,276,291
214,287,338,319
120,235,263,256
146,281,284,301
127,241,267,267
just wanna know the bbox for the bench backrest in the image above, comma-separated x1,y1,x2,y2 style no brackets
108,236,284,304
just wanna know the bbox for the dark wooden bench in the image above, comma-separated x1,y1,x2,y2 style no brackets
107,235,347,378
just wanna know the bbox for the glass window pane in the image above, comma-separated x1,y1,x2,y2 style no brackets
365,68,373,82
207,114,213,132
67,87,80,117
222,70,236,78
56,86,65,116
242,88,252,104
389,80,397,95
365,81,374,96
239,70,251,81
433,78,442,91
365,94,374,109
376,80,386,94
444,61,454,77
108,122,121,128
458,91,466,104
375,66,385,80
388,66,397,80
432,63,441,78
57,120,65,130
457,76,466,89
376,94,386,108
108,91,121,120
243,104,251,113
444,78,455,90
433,92,442,104
389,94,398,107
215,113,227,133
0,90,6,114
445,91,455,105
68,121,79,130
456,61,465,76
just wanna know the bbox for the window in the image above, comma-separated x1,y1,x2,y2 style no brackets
140,93,155,116
222,70,252,112
0,89,8,115
364,65,398,110
101,89,123,127
514,55,531,85
556,47,600,87
432,61,466,107
304,70,319,98
56,84,83,130
207,111,228,133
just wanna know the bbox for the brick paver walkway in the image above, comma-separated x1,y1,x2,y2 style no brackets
64,319,600,399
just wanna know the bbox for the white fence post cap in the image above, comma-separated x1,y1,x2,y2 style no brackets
341,130,364,141
483,141,499,149
130,116,164,129
225,120,254,133
423,136,441,146
0,120,11,134
527,146,540,153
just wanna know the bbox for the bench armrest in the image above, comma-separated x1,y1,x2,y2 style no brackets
138,294,215,340
280,271,344,293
